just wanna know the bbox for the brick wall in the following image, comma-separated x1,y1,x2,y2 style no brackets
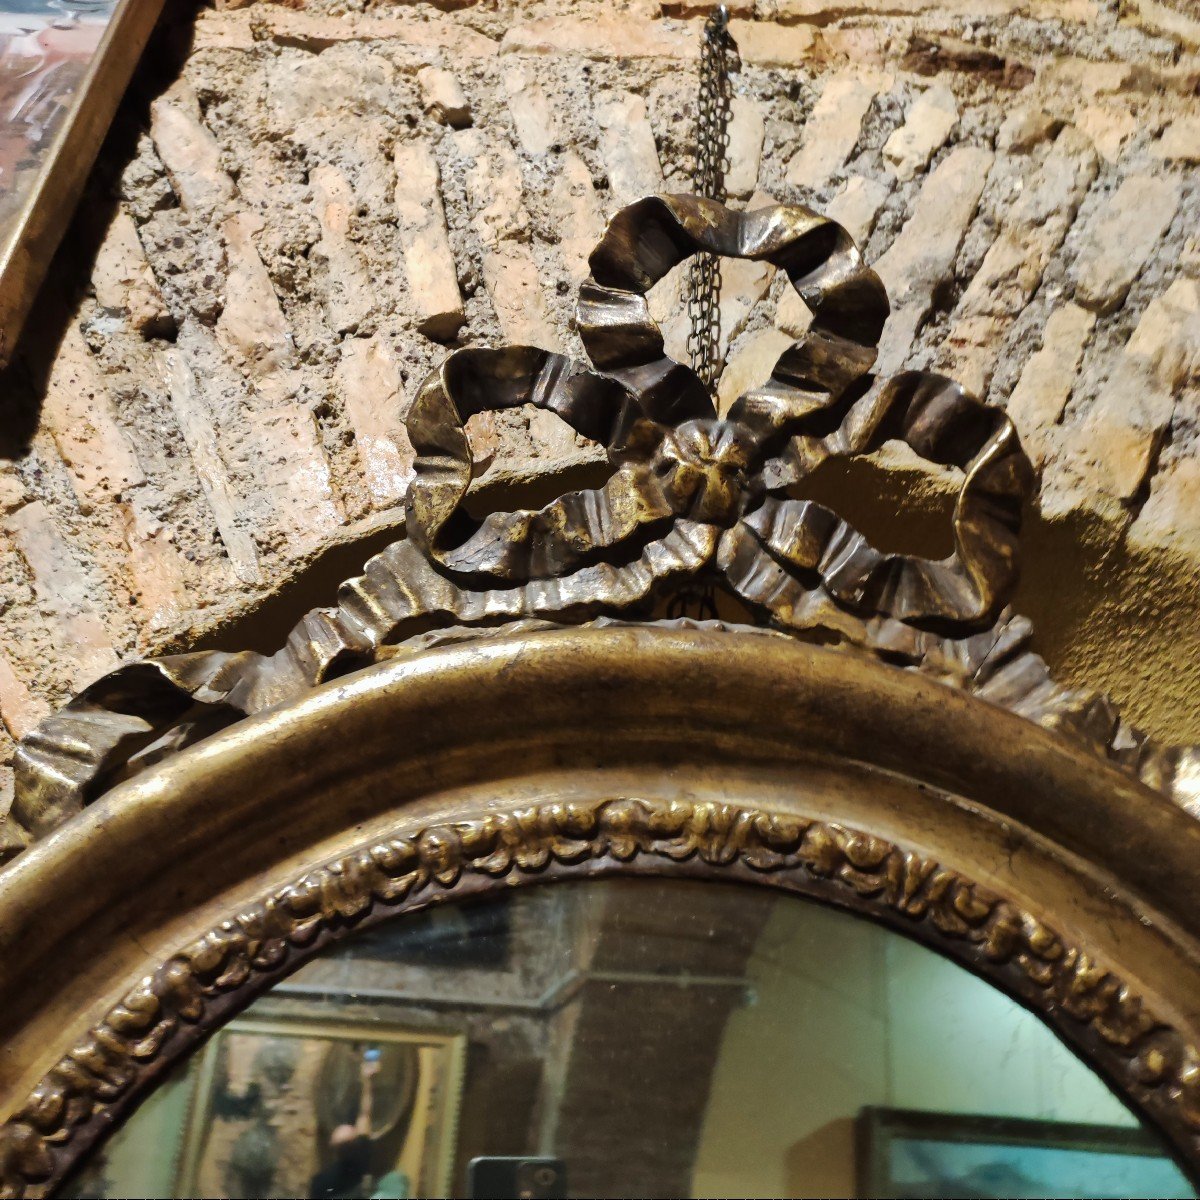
0,0,1198,816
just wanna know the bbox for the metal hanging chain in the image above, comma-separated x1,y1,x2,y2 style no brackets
686,5,738,394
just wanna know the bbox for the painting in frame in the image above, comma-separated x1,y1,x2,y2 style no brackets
173,1015,467,1199
856,1106,1197,1199
0,0,164,366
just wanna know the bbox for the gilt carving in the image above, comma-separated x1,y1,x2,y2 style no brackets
2,796,1198,1197
2,194,1196,862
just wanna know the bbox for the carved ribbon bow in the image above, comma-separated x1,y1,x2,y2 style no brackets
4,195,1033,856
405,194,1032,633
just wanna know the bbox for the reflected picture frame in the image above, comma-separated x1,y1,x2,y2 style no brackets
856,1106,1196,1199
173,1014,466,1200
0,0,165,367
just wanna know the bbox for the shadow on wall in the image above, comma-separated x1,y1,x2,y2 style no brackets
184,447,1200,747
0,0,199,461
791,451,1200,746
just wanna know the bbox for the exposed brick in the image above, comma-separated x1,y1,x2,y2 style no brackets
726,97,765,199
721,257,775,357
1006,303,1096,470
1050,279,1200,514
717,327,793,415
195,8,499,55
874,146,994,373
0,469,24,516
501,16,694,60
901,34,1035,88
1152,116,1200,163
883,84,958,181
997,106,1061,154
1074,102,1138,164
1131,455,1200,558
949,127,1097,390
310,165,375,336
90,208,172,338
1125,277,1200,391
662,0,754,14
336,335,416,509
7,0,1200,780
216,211,296,389
458,131,560,350
785,70,891,193
502,62,557,157
418,66,472,129
393,141,465,343
466,406,603,493
728,18,819,67
770,0,1097,15
776,284,814,339
246,407,344,554
121,495,190,637
149,90,234,217
0,650,49,742
1042,58,1134,97
825,174,889,247
1120,0,1200,49
41,325,145,514
549,152,605,287
595,92,664,205
1072,174,1182,315
159,346,261,584
5,502,118,689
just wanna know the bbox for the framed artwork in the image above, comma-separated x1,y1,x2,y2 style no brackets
0,0,164,365
175,1016,466,1199
856,1107,1197,1199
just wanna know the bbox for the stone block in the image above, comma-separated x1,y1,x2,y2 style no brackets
216,211,296,389
150,91,235,217
337,335,416,509
1072,175,1182,315
883,84,958,182
874,146,994,372
594,92,664,205
717,327,794,416
310,165,375,335
42,325,145,514
726,97,765,199
91,208,172,338
159,346,262,585
502,62,558,156
5,502,118,688
786,70,891,193
418,66,472,129
1152,117,1200,163
1006,303,1095,470
393,141,465,342
825,175,890,247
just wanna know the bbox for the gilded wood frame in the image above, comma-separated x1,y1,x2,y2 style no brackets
2,624,1200,1196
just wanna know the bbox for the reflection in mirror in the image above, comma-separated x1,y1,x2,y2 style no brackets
63,880,1196,1200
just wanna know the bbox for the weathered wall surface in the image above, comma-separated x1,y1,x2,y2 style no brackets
0,0,1197,817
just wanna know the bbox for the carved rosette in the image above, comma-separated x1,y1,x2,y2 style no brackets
2,797,1199,1198
2,194,1196,860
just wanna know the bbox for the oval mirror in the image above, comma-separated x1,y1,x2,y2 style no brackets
62,880,1196,1200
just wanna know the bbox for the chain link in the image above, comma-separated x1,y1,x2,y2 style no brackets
686,5,737,394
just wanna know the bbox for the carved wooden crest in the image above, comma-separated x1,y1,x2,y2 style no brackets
2,194,1195,860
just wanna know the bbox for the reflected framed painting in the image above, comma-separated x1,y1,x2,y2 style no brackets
0,0,163,365
170,1015,467,1200
857,1107,1197,1200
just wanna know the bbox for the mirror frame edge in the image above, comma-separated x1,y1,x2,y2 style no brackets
2,622,1199,1197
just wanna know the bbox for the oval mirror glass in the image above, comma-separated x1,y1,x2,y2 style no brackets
63,879,1196,1200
